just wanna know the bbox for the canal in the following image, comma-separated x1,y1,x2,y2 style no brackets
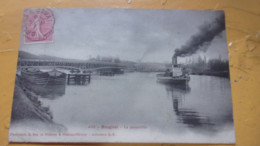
41,72,235,141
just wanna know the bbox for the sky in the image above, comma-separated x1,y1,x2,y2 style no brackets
20,8,229,63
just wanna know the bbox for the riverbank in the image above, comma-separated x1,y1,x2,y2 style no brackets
191,71,230,78
10,75,66,132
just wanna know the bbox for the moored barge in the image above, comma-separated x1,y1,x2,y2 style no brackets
21,68,66,86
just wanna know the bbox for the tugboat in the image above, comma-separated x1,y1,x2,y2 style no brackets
157,56,190,85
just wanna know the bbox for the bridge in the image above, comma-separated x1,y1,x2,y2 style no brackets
17,59,125,74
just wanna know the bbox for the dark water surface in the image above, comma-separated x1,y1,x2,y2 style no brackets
41,72,234,135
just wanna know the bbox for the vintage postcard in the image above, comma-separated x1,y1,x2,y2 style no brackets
9,8,235,143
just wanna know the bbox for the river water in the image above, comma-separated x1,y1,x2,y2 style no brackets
41,72,235,142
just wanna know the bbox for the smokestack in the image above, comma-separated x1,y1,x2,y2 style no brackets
174,12,225,57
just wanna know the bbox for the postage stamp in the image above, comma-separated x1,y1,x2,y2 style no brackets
24,9,54,43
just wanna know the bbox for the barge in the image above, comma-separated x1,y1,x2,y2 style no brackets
21,68,66,86
20,68,66,98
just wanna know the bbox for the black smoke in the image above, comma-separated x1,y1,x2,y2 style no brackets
174,12,225,57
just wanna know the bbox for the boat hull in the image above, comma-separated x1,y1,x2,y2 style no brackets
20,68,66,98
21,68,66,86
156,74,190,85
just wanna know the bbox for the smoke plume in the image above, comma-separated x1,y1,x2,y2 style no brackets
174,12,225,57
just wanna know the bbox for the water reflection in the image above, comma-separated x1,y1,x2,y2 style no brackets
26,84,66,100
163,83,215,129
43,73,234,136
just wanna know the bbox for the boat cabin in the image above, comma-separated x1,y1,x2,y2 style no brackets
172,64,182,77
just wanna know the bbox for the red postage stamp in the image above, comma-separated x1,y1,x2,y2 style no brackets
24,9,54,43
